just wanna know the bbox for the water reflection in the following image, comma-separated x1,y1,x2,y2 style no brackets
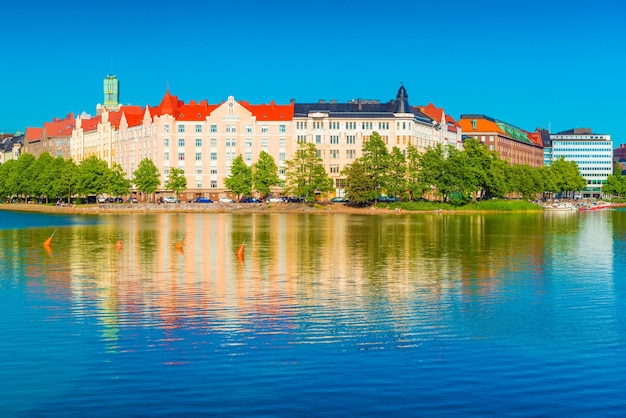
2,211,619,346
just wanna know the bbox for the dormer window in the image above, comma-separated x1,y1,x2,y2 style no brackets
471,119,477,130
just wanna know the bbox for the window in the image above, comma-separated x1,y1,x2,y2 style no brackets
296,121,307,129
246,124,252,133
211,180,217,188
210,138,217,147
178,125,185,133
195,125,202,133
330,135,339,144
279,124,286,133
316,135,322,144
347,149,356,159
196,182,202,188
196,168,202,174
211,152,217,160
262,138,268,148
164,138,169,147
330,164,339,173
210,125,217,133
196,152,202,161
246,139,252,147
297,135,307,143
279,138,285,147
196,138,202,147
330,150,339,159
245,152,252,162
164,152,169,160
347,135,355,144
164,124,170,133
279,152,286,162
178,153,185,161
261,126,268,133
211,168,217,174
178,138,185,147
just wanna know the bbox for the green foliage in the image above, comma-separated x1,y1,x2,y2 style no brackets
284,142,333,202
252,151,279,196
360,132,390,194
133,158,161,197
549,157,586,196
385,147,407,198
342,159,376,204
164,167,187,198
76,156,109,197
603,162,626,197
405,144,425,200
106,163,132,197
224,155,252,198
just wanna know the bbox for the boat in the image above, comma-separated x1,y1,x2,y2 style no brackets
543,202,577,212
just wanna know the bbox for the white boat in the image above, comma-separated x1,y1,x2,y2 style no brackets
543,202,576,212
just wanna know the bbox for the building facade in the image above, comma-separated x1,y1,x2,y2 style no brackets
550,128,613,198
293,85,462,196
458,114,544,167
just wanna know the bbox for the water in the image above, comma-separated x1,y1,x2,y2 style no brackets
1,209,626,417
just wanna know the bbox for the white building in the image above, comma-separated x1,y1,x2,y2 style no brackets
550,128,613,198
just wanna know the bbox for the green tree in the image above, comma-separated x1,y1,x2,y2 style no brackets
165,167,187,200
76,156,110,198
30,152,56,203
52,157,78,203
485,156,510,199
106,163,132,198
360,131,390,196
342,159,376,204
550,157,586,198
252,151,279,196
603,162,626,197
0,159,17,201
405,144,426,201
133,158,161,202
417,144,447,201
385,147,407,199
224,155,252,199
284,142,333,202
5,154,36,200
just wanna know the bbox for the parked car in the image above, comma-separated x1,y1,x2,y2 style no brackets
195,197,213,203
331,197,349,203
240,197,261,203
219,197,235,203
267,196,284,203
163,196,177,203
127,197,138,203
377,196,400,202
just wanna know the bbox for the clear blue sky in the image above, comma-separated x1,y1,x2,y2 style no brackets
1,0,625,144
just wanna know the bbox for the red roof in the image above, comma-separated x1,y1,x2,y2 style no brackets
418,103,444,123
239,100,293,121
43,113,75,138
25,127,43,143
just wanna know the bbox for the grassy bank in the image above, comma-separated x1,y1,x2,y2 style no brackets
377,199,542,212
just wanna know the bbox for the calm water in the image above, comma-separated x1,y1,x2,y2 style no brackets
1,208,626,417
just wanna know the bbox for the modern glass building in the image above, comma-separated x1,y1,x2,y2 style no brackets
550,128,612,198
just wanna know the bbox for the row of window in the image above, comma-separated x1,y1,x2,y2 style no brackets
296,121,392,130
163,138,287,147
163,124,286,134
163,152,288,162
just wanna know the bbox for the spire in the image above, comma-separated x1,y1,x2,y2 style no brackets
393,83,410,113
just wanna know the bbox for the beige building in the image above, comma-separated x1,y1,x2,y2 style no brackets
293,85,462,195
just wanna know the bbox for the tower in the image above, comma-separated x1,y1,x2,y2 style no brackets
103,74,120,108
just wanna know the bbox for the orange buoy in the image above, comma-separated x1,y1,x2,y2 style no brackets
43,229,56,248
115,240,123,251
175,237,185,251
236,244,245,259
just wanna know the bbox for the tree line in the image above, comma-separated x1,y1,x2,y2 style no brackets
0,134,589,205
0,153,185,203
341,133,587,204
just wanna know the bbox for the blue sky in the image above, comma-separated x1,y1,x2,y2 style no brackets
2,0,625,144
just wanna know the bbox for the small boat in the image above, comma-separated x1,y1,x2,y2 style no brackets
544,202,576,212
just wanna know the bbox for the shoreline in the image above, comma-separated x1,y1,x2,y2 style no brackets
0,202,402,216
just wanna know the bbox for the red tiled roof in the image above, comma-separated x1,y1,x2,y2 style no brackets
43,113,75,138
25,127,43,143
418,103,444,123
239,100,294,121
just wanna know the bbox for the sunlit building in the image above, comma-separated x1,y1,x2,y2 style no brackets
293,85,462,196
25,113,74,159
458,114,544,167
550,128,613,198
